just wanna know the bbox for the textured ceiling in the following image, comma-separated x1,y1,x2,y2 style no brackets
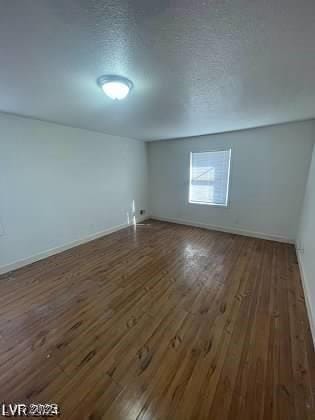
0,0,315,141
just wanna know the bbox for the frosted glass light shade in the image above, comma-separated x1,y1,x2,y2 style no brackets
98,75,133,100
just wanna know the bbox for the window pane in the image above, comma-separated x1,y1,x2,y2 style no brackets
189,150,231,206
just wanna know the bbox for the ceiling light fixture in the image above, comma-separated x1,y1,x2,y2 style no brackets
97,75,133,100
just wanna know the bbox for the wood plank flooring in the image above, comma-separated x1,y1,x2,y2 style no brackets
0,219,315,419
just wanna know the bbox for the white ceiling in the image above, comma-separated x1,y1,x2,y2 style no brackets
0,0,315,141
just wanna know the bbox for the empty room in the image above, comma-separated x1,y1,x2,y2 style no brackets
1,1,315,419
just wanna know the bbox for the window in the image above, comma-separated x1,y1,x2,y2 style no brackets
189,149,231,206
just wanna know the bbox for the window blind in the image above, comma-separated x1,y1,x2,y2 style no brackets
189,149,231,206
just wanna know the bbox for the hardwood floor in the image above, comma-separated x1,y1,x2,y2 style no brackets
0,219,314,419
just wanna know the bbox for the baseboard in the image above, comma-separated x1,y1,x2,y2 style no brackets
0,216,149,276
296,249,315,347
150,216,294,244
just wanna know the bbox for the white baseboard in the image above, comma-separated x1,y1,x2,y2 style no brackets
296,249,315,347
0,216,149,276
151,216,294,244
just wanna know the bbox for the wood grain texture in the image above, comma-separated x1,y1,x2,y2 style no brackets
0,219,314,419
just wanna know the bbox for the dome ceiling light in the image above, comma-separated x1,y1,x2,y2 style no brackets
97,75,133,100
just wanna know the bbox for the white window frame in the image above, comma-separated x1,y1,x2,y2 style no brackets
188,149,231,207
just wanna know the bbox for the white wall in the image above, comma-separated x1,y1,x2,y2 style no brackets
297,130,315,340
0,113,148,273
148,121,314,242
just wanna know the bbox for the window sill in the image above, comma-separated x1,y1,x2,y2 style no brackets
189,200,229,208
